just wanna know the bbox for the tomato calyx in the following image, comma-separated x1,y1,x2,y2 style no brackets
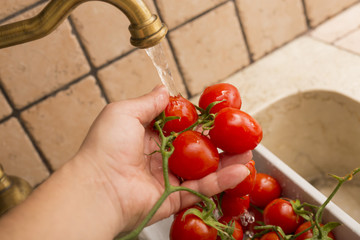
182,206,239,240
253,225,290,240
196,100,226,132
217,219,241,240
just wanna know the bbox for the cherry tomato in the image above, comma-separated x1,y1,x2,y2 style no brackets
263,198,303,234
250,173,282,208
170,207,217,240
259,232,282,240
169,131,219,180
294,221,335,240
216,216,243,240
221,194,250,218
163,95,198,136
225,160,256,197
199,83,242,113
209,107,262,154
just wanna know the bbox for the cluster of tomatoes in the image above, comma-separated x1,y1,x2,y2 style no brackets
162,83,262,181
155,83,337,240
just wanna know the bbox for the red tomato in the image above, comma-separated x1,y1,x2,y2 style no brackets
216,216,243,240
225,160,256,197
169,131,219,180
209,108,262,154
199,83,242,113
259,232,282,240
294,221,335,240
163,95,198,136
170,207,217,240
221,194,250,218
263,198,303,234
250,173,282,208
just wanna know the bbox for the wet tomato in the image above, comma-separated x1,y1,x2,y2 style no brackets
216,216,243,240
170,207,217,240
294,221,335,240
199,83,242,114
221,194,250,218
250,173,282,208
263,198,303,234
169,131,219,180
209,108,262,154
259,232,282,240
225,160,256,197
163,95,198,136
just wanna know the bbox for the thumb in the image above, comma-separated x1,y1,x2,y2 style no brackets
122,84,169,125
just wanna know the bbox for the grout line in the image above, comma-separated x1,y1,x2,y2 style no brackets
331,26,360,44
153,0,192,98
18,73,92,113
309,33,360,57
232,0,254,63
164,37,192,98
0,81,53,174
96,48,137,71
306,1,360,29
67,16,110,103
17,113,54,173
0,0,49,25
301,0,312,30
167,0,231,33
0,83,15,123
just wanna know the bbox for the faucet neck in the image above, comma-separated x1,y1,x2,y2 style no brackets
0,165,12,191
0,0,167,49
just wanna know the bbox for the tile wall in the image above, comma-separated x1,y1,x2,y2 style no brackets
0,0,358,186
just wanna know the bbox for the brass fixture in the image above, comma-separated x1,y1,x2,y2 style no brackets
0,165,33,216
0,0,168,49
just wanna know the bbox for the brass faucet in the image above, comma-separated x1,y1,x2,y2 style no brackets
0,0,168,49
0,165,33,216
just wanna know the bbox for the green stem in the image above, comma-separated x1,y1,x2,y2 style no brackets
170,186,216,215
116,190,171,240
315,167,360,237
117,119,217,239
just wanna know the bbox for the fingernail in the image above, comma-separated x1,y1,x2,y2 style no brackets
246,167,251,176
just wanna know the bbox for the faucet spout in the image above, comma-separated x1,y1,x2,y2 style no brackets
0,0,168,49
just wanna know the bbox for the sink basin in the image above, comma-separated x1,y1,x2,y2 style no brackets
253,90,360,223
139,144,360,239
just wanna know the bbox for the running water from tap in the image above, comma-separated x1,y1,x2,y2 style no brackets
145,42,179,96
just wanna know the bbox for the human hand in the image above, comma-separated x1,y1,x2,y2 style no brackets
75,84,252,235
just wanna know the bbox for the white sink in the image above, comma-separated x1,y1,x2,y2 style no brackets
253,90,360,223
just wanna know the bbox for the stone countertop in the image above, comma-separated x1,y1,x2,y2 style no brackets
223,35,360,115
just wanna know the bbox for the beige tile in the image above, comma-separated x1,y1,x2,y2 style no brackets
310,3,360,43
21,76,106,170
0,5,90,109
0,118,49,186
304,0,358,27
98,40,187,101
156,0,225,29
0,92,12,119
169,1,249,96
237,0,307,60
71,0,157,67
1,0,42,20
335,28,360,55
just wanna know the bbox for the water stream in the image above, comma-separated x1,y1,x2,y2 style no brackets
145,42,179,96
